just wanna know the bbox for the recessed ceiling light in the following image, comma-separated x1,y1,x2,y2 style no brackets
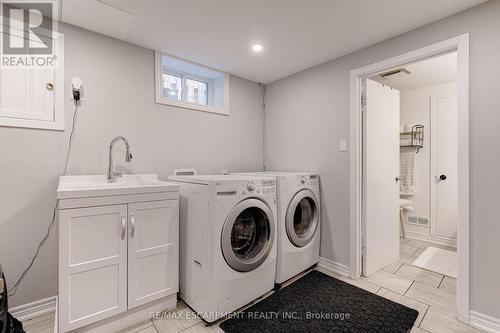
252,44,263,53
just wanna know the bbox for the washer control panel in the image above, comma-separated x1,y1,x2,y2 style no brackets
258,179,275,194
246,181,256,192
213,178,275,199
241,179,275,196
256,186,275,194
297,174,319,186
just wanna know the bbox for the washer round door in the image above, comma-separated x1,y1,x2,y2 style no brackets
286,189,319,247
221,198,275,272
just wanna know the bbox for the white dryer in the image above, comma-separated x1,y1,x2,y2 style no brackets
234,172,320,285
168,175,277,322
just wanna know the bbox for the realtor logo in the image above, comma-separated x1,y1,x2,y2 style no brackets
1,0,58,67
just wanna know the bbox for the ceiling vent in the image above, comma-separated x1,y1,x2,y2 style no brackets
380,68,411,79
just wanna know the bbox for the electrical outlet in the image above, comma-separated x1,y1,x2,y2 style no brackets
70,77,83,101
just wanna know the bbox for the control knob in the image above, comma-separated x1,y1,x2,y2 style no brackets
247,181,255,192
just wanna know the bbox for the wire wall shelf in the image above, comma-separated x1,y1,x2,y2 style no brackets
400,124,424,153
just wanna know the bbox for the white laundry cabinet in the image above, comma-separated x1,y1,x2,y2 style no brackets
57,187,179,333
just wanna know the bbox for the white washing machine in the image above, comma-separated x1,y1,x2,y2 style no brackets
168,175,277,322
234,172,320,285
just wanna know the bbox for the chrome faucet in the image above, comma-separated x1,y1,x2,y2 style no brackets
107,136,132,182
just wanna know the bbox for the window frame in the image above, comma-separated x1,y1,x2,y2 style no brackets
155,52,229,116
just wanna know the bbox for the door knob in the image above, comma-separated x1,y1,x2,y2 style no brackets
439,175,447,181
396,177,405,182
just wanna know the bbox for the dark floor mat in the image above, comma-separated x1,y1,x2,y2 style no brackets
219,270,418,333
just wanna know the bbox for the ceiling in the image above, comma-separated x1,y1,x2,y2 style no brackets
60,0,486,84
370,52,457,91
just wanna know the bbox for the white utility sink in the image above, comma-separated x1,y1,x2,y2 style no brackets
57,174,179,199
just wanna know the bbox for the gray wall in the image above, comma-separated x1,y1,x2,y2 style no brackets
0,23,264,307
264,0,500,318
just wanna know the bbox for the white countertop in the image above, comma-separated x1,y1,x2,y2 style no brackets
57,174,179,199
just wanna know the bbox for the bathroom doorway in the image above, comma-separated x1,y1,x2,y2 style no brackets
368,51,459,250
349,35,470,322
360,51,459,308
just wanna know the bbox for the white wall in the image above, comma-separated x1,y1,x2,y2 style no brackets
0,23,264,307
400,81,457,222
264,1,500,318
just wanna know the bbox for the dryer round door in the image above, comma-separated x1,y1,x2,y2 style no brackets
221,198,275,272
286,189,319,247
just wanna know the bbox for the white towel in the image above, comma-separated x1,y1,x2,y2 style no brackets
400,148,416,194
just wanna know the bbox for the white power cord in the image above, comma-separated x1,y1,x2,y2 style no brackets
8,104,80,297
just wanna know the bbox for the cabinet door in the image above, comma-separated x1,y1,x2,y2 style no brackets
128,200,179,308
59,205,128,332
0,31,64,130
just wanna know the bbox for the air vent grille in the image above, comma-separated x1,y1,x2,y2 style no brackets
380,68,411,78
407,215,429,226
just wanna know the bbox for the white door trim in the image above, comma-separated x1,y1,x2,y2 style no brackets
349,34,470,322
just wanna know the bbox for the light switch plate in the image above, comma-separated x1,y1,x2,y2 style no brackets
339,139,347,152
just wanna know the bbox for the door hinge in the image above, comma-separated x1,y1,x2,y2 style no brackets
361,91,367,112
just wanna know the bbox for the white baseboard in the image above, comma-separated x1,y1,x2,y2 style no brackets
317,257,350,277
10,296,57,322
470,311,500,333
405,230,457,248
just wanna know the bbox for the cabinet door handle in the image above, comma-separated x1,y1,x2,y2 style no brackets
121,216,126,240
130,215,136,238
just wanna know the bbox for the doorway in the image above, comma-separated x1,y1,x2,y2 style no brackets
363,51,459,276
349,34,469,322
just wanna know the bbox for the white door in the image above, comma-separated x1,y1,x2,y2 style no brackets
363,79,400,276
128,200,179,308
59,205,128,332
431,94,458,239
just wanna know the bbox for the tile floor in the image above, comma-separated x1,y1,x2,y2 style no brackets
22,238,482,333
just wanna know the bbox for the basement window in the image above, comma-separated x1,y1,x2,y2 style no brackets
155,53,229,115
